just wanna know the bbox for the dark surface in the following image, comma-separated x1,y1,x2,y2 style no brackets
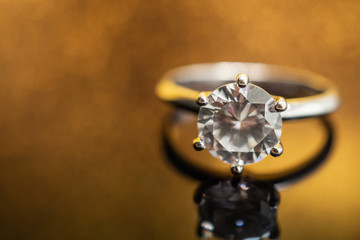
0,1,359,239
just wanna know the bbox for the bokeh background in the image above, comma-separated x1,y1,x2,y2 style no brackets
0,0,359,239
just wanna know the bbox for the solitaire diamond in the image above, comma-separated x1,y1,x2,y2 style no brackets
197,83,282,165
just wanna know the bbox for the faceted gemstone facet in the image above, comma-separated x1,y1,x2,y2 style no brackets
197,83,282,164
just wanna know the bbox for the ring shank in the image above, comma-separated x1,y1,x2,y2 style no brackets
156,62,340,120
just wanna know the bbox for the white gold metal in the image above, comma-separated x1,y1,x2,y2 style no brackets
231,164,244,175
193,137,206,151
274,96,288,112
236,73,249,87
156,62,340,120
270,142,284,157
195,92,209,106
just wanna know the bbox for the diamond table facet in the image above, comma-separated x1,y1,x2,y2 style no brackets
197,83,282,165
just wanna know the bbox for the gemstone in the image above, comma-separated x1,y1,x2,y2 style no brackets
197,83,282,164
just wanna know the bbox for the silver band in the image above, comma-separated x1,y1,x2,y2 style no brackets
156,62,340,120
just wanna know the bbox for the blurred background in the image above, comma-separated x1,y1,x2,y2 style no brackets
0,0,359,239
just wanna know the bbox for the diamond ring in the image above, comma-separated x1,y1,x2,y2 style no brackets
156,62,340,175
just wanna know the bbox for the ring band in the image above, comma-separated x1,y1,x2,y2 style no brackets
156,62,340,175
156,62,340,120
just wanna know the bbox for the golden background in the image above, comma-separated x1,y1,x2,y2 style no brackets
0,0,359,239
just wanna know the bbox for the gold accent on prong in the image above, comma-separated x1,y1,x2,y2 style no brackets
195,92,210,106
270,141,284,157
236,73,249,88
193,136,206,151
274,96,288,112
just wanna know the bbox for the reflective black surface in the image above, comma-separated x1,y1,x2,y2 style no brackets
195,177,279,240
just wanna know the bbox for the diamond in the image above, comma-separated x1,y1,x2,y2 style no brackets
197,83,282,164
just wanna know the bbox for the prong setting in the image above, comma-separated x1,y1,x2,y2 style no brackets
274,97,288,112
196,93,209,106
231,164,244,175
196,82,282,165
270,142,284,157
236,73,249,88
193,137,206,151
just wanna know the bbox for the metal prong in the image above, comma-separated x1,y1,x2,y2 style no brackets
236,73,249,88
274,96,288,112
231,164,244,175
193,137,206,151
270,141,284,157
195,92,209,106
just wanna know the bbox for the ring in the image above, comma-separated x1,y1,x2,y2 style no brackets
156,62,340,175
